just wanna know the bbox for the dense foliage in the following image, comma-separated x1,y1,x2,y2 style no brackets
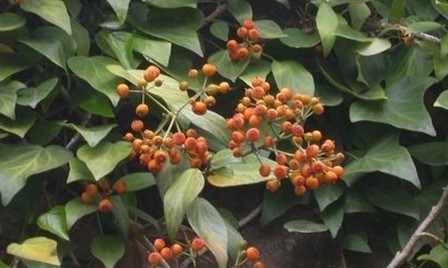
1,0,448,267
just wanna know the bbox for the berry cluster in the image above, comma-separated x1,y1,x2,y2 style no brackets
225,77,343,196
147,236,205,267
80,178,127,212
227,19,263,61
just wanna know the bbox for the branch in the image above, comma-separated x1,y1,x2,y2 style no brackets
200,3,227,29
387,185,448,268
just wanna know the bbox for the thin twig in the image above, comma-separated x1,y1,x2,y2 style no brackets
387,186,448,268
200,3,227,28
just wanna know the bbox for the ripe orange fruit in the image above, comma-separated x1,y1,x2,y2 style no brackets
246,128,261,142
188,68,198,78
136,103,149,117
179,81,189,91
266,179,280,192
219,81,230,93
147,252,162,265
112,179,127,193
85,183,98,196
312,103,324,115
333,166,344,178
192,101,207,115
311,130,322,142
242,18,255,30
143,65,160,82
116,83,129,98
238,47,249,58
248,29,260,40
236,26,248,38
204,96,216,107
325,170,338,183
154,150,167,163
98,198,113,213
171,243,183,255
259,163,271,177
245,246,260,261
160,247,173,260
153,238,165,251
275,153,287,165
80,192,92,203
252,261,266,268
226,39,239,51
131,119,144,132
202,63,216,76
294,185,307,196
172,132,186,145
184,137,198,151
191,237,205,251
305,176,319,189
273,165,288,179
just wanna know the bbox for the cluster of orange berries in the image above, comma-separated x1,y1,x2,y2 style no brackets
125,127,209,173
227,19,263,61
180,63,231,116
80,178,127,212
146,237,204,267
240,246,265,268
226,76,343,196
116,65,163,99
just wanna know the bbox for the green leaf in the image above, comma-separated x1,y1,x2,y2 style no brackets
335,24,371,42
71,19,90,56
164,168,204,239
110,195,130,235
208,154,276,187
343,191,376,214
321,201,344,238
389,0,407,21
27,120,64,146
121,172,156,191
284,220,329,233
19,27,74,70
79,91,115,118
37,206,69,241
255,20,287,39
349,2,371,30
356,38,391,56
387,46,433,85
434,51,448,80
210,20,229,42
0,12,26,32
433,0,448,20
227,0,252,23
65,198,97,229
17,78,58,108
366,185,419,219
133,36,171,67
91,236,125,268
276,0,290,8
350,76,437,136
418,243,448,267
0,144,72,205
407,21,442,33
77,141,132,180
408,142,448,166
106,0,130,24
210,149,242,170
131,8,203,56
0,108,36,137
280,28,320,48
67,157,95,183
434,90,448,109
343,232,371,253
0,53,39,83
239,60,271,86
315,83,343,106
187,198,228,268
316,3,338,56
100,31,135,69
127,206,160,230
142,0,197,8
7,237,60,266
67,56,122,106
271,60,315,95
208,50,250,82
343,131,420,188
314,183,344,211
64,123,117,147
21,0,71,34
0,80,24,119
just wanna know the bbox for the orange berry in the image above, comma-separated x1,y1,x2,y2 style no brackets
191,237,205,251
273,165,288,179
266,108,278,122
171,243,183,255
131,119,144,132
237,47,249,58
232,146,243,157
80,192,92,203
251,76,264,87
132,138,143,152
248,29,260,40
153,238,166,251
186,128,198,138
288,159,300,170
242,19,255,30
291,174,305,186
172,132,186,145
147,252,162,265
192,101,207,115
294,185,307,196
218,81,230,93
311,130,322,142
312,103,324,115
259,163,271,177
123,132,134,141
202,63,216,76
147,159,162,172
281,121,292,134
253,261,266,268
245,247,260,261
143,65,160,82
266,179,280,192
246,128,261,142
85,183,98,196
136,103,149,117
160,247,173,260
276,153,288,165
226,39,239,51
305,176,319,189
300,164,312,177
204,96,216,107
252,44,263,53
113,179,127,193
154,150,167,163
231,130,245,144
188,68,198,78
333,166,344,178
306,144,320,159
236,26,248,38
184,137,198,151
179,81,189,91
98,198,113,213
263,136,274,147
116,83,129,98
291,124,304,137
311,161,324,173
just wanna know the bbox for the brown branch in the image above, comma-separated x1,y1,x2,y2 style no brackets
387,185,448,268
200,3,227,29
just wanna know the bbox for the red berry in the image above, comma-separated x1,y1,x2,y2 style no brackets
191,237,205,251
202,63,216,76
246,246,260,261
160,247,173,260
266,179,280,192
147,252,162,265
116,83,129,98
259,163,271,177
273,165,288,179
153,238,166,251
171,243,183,255
246,128,261,142
242,19,255,30
98,198,113,213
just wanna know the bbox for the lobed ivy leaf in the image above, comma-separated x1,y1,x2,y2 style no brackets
408,142,448,166
271,60,315,95
280,28,320,48
434,51,448,80
239,60,271,86
164,168,204,240
210,20,229,42
71,19,90,56
366,185,419,219
63,123,117,147
67,56,122,106
101,31,135,69
349,2,371,30
66,157,95,183
0,12,26,32
0,108,36,137
187,198,228,268
434,90,448,109
387,46,433,85
356,38,391,56
227,0,252,23
16,78,59,109
65,198,97,230
7,237,60,266
91,235,125,268
343,191,376,214
121,172,156,192
433,0,448,20
418,243,448,267
27,120,65,146
0,144,72,206
343,131,420,188
314,183,344,212
0,80,24,119
0,53,39,83
284,220,329,233
343,231,371,253
255,20,287,39
21,0,71,34
133,36,171,67
350,76,437,136
321,201,344,238
77,141,132,181
110,195,130,236
37,206,69,241
208,50,250,82
406,21,443,34
106,0,130,24
316,3,338,56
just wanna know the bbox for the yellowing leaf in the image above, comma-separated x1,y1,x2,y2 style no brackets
7,237,60,265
